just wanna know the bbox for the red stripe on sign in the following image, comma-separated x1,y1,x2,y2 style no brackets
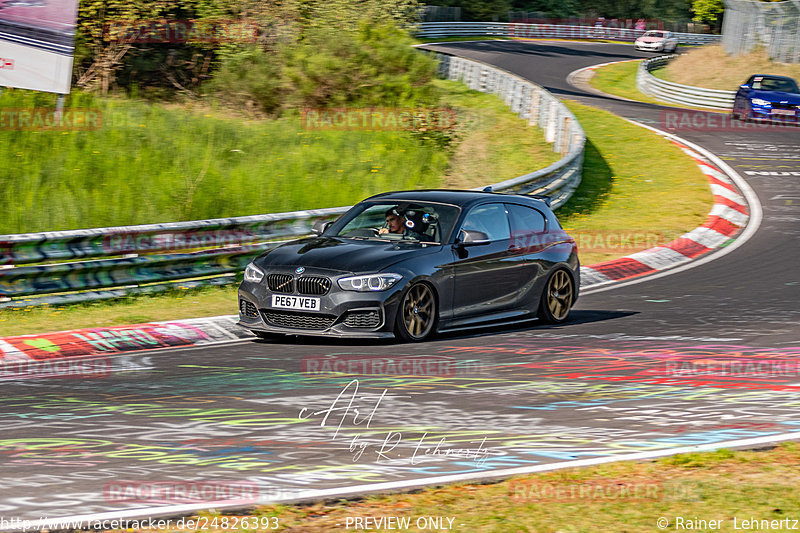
713,196,749,215
664,237,711,258
703,216,741,236
587,257,655,280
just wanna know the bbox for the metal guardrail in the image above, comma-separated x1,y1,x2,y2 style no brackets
417,22,722,45
0,52,585,309
636,55,736,109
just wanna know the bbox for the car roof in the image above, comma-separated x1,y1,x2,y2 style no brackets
364,189,551,209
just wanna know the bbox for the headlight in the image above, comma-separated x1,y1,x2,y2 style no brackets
751,98,771,107
244,263,264,283
338,273,402,292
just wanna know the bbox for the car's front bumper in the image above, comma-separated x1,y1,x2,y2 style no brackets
237,274,404,339
635,42,665,51
749,106,800,123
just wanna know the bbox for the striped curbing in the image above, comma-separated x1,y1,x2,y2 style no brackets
580,139,749,286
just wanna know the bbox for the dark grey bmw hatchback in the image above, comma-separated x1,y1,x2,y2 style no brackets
238,190,579,342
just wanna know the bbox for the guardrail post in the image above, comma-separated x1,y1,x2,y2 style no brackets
559,116,571,155
545,99,558,144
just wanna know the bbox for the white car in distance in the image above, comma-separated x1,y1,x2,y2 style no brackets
634,30,678,53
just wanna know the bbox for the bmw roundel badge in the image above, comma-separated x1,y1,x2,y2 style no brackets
295,267,305,275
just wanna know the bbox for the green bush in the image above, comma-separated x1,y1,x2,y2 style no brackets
206,47,285,115
209,22,440,114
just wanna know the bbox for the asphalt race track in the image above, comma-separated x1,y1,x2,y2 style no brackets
2,41,800,526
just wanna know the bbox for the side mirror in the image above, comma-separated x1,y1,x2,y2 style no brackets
740,84,750,90
458,229,490,246
311,220,331,235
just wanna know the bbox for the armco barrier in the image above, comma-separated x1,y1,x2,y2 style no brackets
636,55,736,109
416,22,721,46
0,52,585,309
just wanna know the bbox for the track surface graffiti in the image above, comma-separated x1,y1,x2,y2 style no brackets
1,333,800,519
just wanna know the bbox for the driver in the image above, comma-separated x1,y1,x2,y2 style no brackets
379,207,406,235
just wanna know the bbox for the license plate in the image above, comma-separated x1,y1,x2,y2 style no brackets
271,294,320,311
772,109,795,116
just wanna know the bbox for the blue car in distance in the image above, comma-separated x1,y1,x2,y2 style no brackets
732,74,800,124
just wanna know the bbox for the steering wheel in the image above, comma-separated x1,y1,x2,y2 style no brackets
343,228,381,238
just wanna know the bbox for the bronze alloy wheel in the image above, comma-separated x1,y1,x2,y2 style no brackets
538,269,574,324
396,283,436,341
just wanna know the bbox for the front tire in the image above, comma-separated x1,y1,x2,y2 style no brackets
394,282,437,342
537,269,575,324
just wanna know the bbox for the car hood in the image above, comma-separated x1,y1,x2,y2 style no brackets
750,90,800,104
637,36,665,43
255,236,442,274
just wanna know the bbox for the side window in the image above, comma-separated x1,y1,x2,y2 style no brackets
506,204,546,234
460,203,510,241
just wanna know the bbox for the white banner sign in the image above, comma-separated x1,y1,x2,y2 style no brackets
0,0,79,94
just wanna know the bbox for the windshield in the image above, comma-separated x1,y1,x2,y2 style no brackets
328,201,460,243
751,76,800,93
643,31,666,38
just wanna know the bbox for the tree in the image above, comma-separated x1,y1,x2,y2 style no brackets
692,0,724,25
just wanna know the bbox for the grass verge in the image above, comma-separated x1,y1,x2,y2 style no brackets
587,59,667,105
436,79,560,189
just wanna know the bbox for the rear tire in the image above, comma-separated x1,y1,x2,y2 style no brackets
537,269,575,324
394,282,437,342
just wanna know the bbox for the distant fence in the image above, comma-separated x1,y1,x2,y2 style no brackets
0,51,585,309
723,0,800,63
636,55,736,109
416,22,721,45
